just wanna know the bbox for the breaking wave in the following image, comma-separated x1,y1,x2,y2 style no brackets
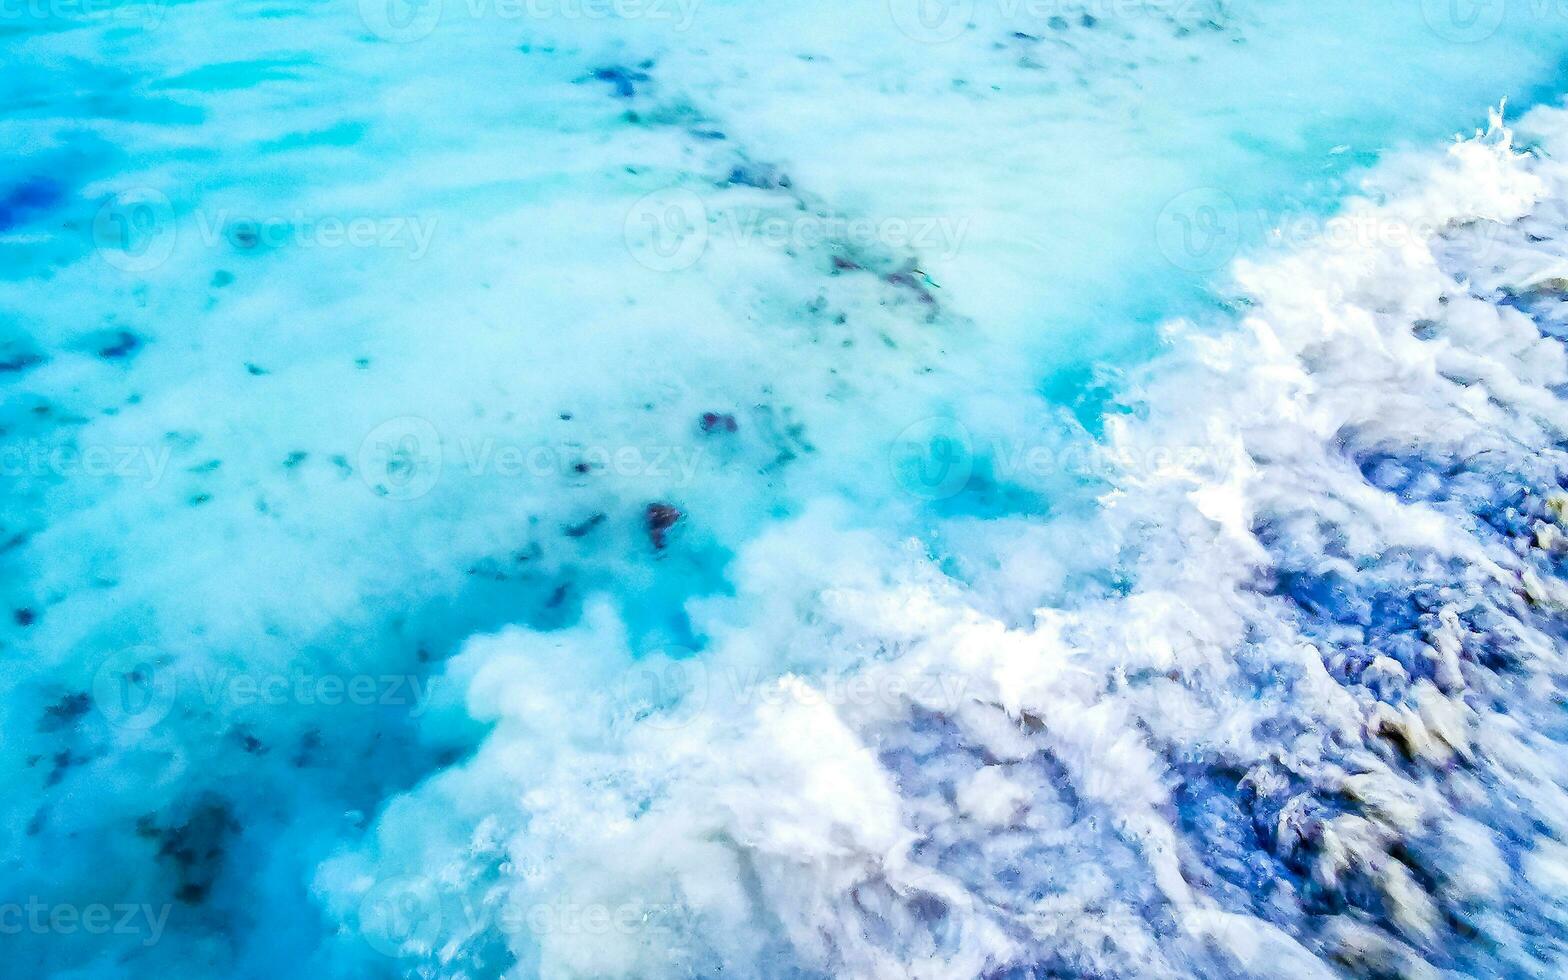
316,105,1568,978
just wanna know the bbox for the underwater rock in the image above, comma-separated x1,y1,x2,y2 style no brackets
644,502,682,549
699,412,737,434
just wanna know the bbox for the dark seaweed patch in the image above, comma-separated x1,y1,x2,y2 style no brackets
585,65,651,99
39,691,90,732
699,412,738,434
564,513,607,538
149,798,239,905
645,502,682,550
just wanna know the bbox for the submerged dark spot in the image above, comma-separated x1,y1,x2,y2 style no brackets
293,729,322,768
228,222,261,250
96,330,142,361
0,177,64,232
699,412,738,434
726,162,791,190
211,270,235,288
245,362,268,376
232,727,267,755
39,692,89,732
885,267,937,305
564,512,607,538
0,350,44,375
645,502,682,550
45,749,82,788
691,129,727,141
153,798,239,906
15,607,36,626
587,65,651,99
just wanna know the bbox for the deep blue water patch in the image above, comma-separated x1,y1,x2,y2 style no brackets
0,177,64,232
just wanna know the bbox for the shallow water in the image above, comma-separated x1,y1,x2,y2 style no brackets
8,1,1568,976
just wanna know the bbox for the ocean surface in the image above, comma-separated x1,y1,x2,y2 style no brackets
9,0,1568,976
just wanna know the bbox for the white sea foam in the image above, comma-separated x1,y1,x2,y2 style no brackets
316,106,1568,978
10,2,1568,976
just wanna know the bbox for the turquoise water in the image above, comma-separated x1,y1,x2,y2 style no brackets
8,0,1568,976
